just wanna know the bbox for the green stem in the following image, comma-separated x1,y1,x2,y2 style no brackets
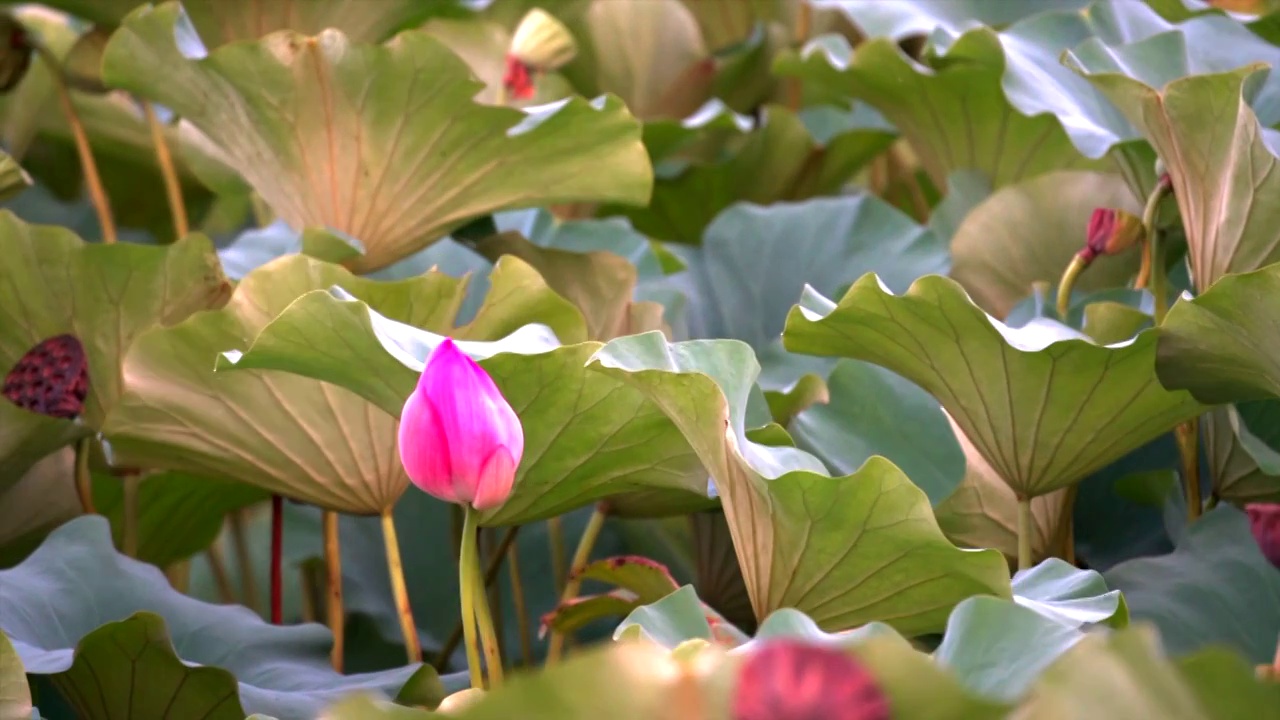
547,503,609,663
73,437,95,515
323,510,345,673
1017,495,1033,572
507,542,533,667
432,526,520,672
458,507,485,690
467,514,504,687
548,515,567,594
1177,419,1202,522
1055,255,1089,319
1143,176,1173,325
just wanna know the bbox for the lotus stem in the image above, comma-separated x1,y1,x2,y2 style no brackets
785,1,811,110
433,525,520,671
507,542,533,667
1055,255,1088,319
548,515,567,594
205,542,236,604
1143,175,1173,325
141,102,189,240
299,561,320,624
1134,239,1152,289
458,507,485,689
229,509,260,612
121,472,140,558
1177,419,1202,522
1016,495,1033,572
468,517,504,687
483,529,506,667
547,502,609,663
322,509,345,673
1059,485,1078,565
73,437,95,515
166,558,190,592
34,45,115,244
380,506,421,664
270,495,283,624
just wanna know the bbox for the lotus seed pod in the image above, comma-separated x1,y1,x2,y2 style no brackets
3,334,89,419
510,8,577,72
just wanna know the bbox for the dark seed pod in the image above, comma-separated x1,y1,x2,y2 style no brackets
2,334,89,419
732,640,892,720
0,14,32,93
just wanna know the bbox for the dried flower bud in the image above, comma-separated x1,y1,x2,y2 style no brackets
1081,207,1144,263
0,14,33,93
733,640,891,720
1245,503,1280,570
3,334,89,419
510,8,577,72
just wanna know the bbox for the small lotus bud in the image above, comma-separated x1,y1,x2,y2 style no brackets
3,334,89,419
733,640,891,720
398,338,524,512
1081,207,1144,263
1246,503,1280,570
509,8,577,72
436,688,485,714
0,14,33,93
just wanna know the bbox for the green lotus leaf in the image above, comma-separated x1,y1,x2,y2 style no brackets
101,254,468,514
1020,625,1280,718
1203,406,1280,504
667,196,949,353
613,585,713,648
816,0,1089,40
935,596,1086,704
218,283,712,524
1068,61,1280,290
602,103,895,244
0,451,81,567
1177,648,1280,719
589,333,1012,634
741,608,905,650
1011,558,1127,629
101,1,652,273
0,212,227,484
0,631,31,720
1105,505,1280,663
0,150,30,203
783,275,1206,497
575,0,712,121
950,171,1143,318
1155,262,1280,404
773,30,1102,191
92,471,268,568
935,412,1070,566
790,359,965,505
844,635,1012,720
0,516,456,720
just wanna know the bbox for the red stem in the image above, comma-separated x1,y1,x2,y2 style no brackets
270,494,283,624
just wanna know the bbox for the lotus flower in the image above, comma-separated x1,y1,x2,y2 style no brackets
397,338,523,511
732,640,891,720
1246,503,1280,570
1081,207,1144,263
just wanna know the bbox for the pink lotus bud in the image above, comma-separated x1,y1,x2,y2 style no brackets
397,338,523,511
1246,503,1280,570
733,640,891,720
1080,207,1144,263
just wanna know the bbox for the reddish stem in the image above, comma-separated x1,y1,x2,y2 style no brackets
270,494,283,624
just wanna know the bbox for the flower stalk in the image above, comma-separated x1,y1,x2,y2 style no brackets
1016,495,1033,572
33,43,115,244
460,508,504,688
322,509,345,673
73,437,95,515
547,502,609,663
142,102,189,240
270,494,283,624
433,526,519,672
381,507,421,664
